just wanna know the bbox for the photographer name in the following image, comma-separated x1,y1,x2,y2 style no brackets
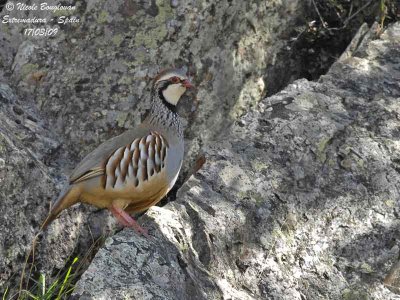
15,2,76,11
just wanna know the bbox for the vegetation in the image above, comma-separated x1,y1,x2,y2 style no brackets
1,233,105,300
2,257,78,300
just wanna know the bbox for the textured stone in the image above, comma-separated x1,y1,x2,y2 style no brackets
0,0,307,169
0,81,116,294
1,0,400,298
0,0,310,295
74,22,400,299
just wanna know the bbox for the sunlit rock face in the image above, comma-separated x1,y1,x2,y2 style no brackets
0,0,310,295
73,23,400,299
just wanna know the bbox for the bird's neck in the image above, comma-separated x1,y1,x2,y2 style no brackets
145,90,184,139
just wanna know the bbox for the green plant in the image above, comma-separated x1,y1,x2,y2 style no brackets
9,257,79,300
379,0,388,28
1,230,106,300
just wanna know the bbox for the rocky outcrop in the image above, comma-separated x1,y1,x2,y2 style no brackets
0,82,115,292
73,22,400,299
0,83,58,284
0,0,313,295
0,0,307,166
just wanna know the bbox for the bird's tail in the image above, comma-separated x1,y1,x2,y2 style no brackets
40,185,82,230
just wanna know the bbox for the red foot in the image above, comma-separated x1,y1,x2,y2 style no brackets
109,204,148,237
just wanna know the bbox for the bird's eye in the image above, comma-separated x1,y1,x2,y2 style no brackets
170,76,180,83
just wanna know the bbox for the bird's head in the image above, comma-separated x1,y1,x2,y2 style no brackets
153,68,193,107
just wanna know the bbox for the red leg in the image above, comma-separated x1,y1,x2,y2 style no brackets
109,204,148,237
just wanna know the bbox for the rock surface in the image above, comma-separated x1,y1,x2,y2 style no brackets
0,0,313,295
0,81,115,293
73,22,400,299
0,0,307,167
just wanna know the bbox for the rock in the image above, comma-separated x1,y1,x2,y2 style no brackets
0,82,116,293
0,0,308,171
74,22,400,299
0,83,67,281
0,0,317,295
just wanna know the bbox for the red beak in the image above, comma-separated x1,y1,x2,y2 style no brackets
182,79,194,88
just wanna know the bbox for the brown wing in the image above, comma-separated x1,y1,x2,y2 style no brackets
69,125,151,184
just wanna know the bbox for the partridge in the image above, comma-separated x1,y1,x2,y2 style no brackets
41,68,193,235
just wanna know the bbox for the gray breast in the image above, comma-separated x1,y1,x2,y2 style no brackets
164,139,184,188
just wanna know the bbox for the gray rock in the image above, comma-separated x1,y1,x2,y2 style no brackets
0,0,307,172
0,0,314,295
73,22,400,299
0,83,57,282
0,82,116,295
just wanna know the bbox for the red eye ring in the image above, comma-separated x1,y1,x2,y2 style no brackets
170,76,180,83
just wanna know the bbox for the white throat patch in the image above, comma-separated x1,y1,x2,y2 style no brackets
162,83,186,105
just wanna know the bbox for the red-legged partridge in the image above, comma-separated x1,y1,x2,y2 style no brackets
41,68,193,235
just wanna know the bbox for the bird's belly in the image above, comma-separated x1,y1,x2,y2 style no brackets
80,170,171,211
